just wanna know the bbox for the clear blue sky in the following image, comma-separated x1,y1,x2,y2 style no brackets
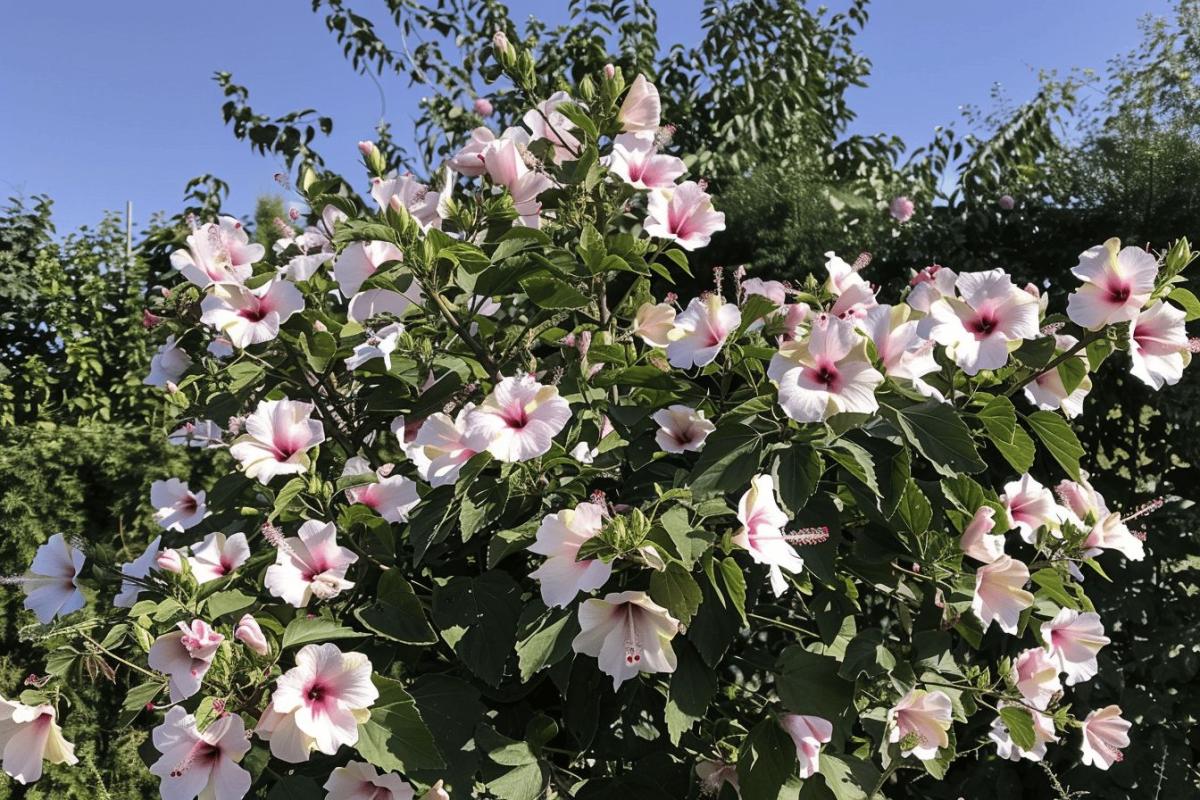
0,1,1171,234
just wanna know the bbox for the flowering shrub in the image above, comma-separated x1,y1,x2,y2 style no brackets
5,40,1198,800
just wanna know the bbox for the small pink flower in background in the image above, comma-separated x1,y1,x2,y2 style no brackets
22,534,86,624
652,404,715,454
168,419,224,449
779,714,833,779
1066,238,1159,330
229,398,326,485
149,705,251,800
325,760,415,800
145,335,193,388
523,91,582,163
528,501,612,608
473,96,494,117
1080,705,1131,770
371,174,445,231
1128,300,1190,389
926,269,1040,375
234,614,270,656
608,132,685,190
142,308,163,328
257,643,379,763
618,74,661,132
170,216,263,288
998,194,1016,210
150,478,207,532
148,620,224,702
1013,647,1061,710
732,474,805,597
972,555,1034,634
768,313,884,423
114,536,162,608
644,181,727,251
448,127,495,177
1041,608,1110,685
633,302,679,348
887,689,952,760
858,304,941,399
958,506,1004,563
1024,335,1091,418
333,240,405,298
188,532,250,583
345,322,406,372
1000,474,1060,543
156,547,184,574
406,404,488,487
464,375,571,462
667,295,741,368
200,278,304,348
572,590,680,690
343,462,420,524
889,195,915,223
989,703,1057,762
0,698,78,784
264,520,358,607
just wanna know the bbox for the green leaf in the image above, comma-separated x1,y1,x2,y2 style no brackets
432,571,523,686
204,589,255,620
516,606,577,682
1169,287,1200,321
737,718,798,800
1025,410,1085,480
895,478,932,535
976,396,1036,474
718,556,749,627
269,476,307,522
838,628,896,680
999,705,1037,752
733,293,779,337
354,570,438,645
826,439,880,496
121,681,164,712
1057,356,1088,395
356,675,445,773
486,763,545,800
658,506,712,569
665,640,717,744
893,400,987,476
775,646,852,720
819,754,879,800
649,562,704,625
280,616,367,650
1031,567,1080,610
775,446,824,514
520,275,590,309
266,776,323,800
687,423,763,500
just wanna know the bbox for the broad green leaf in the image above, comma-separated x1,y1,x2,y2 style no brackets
665,640,717,744
516,606,577,682
1031,567,1080,609
999,705,1037,751
687,423,763,499
775,446,825,514
659,506,712,568
894,400,987,476
895,478,932,535
1026,410,1085,480
520,275,590,309
649,562,704,625
977,396,1036,474
354,570,438,645
737,718,798,800
819,754,880,800
280,616,367,650
204,589,255,620
356,675,445,773
775,646,852,720
827,439,880,497
1169,286,1200,321
432,570,523,686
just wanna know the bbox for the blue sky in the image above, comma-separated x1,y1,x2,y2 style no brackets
0,1,1171,234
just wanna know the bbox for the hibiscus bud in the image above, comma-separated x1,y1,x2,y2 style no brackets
313,320,328,333
358,140,387,176
235,614,271,656
288,206,301,221
492,30,513,63
560,333,577,348
142,308,163,328
603,63,616,79
473,96,494,116
889,195,915,223
576,330,592,359
165,381,179,394
999,194,1016,210
155,548,183,574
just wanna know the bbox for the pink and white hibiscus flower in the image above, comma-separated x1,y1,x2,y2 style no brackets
264,520,358,607
464,375,571,462
256,643,379,763
447,127,495,177
333,241,405,298
908,264,959,317
1128,300,1190,389
480,129,556,227
572,590,680,690
342,462,420,524
1066,238,1158,330
187,532,250,583
150,478,207,532
608,132,685,190
618,74,661,132
972,555,1034,634
147,619,224,702
200,278,304,349
324,761,415,800
22,533,86,624
344,322,406,372
666,295,741,368
779,714,833,779
145,336,192,388
989,703,1057,762
1023,335,1092,418
1054,477,1144,561
926,269,1040,375
0,698,78,784
731,474,805,597
886,689,953,760
858,304,941,398
958,506,1005,563
1001,474,1061,543
1013,646,1062,710
114,536,162,608
170,216,263,288
406,404,489,487
168,419,224,449
229,398,326,484
644,181,726,251
652,404,716,453
523,91,582,163
1083,510,1145,562
633,302,678,348
1079,705,1131,770
149,705,251,800
528,501,612,608
768,313,884,423
1041,608,1110,686
371,173,447,232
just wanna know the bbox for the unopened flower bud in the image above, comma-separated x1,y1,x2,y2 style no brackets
889,195,915,223
288,206,301,221
358,140,387,175
998,194,1016,210
234,614,271,656
155,548,183,574
603,63,615,79
492,30,512,57
473,96,494,116
142,309,163,328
